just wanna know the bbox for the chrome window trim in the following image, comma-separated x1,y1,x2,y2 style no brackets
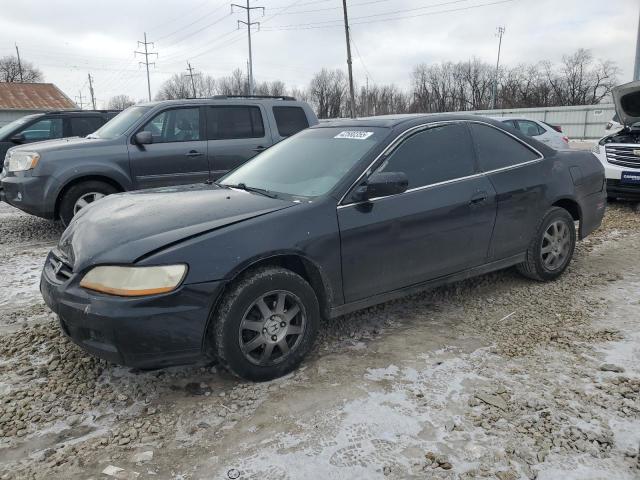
337,119,544,209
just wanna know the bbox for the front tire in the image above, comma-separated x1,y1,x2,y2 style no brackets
211,266,320,382
59,180,117,226
517,207,576,282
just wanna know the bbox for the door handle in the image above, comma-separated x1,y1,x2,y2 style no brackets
185,150,203,157
252,146,266,153
469,191,488,205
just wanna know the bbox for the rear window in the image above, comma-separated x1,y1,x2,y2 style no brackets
273,106,309,137
470,123,540,171
207,106,265,140
70,116,104,137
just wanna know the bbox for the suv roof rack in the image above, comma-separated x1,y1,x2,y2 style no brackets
44,109,121,114
210,95,297,101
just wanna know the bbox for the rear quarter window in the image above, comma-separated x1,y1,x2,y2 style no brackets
272,106,309,137
470,123,540,171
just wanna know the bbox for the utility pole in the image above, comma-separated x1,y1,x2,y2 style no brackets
232,1,264,95
490,26,505,110
365,75,369,116
87,73,96,110
75,91,87,110
185,62,200,98
135,32,157,101
15,44,23,82
342,0,356,119
634,7,640,81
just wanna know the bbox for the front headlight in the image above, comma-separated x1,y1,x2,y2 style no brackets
80,264,188,297
6,151,40,172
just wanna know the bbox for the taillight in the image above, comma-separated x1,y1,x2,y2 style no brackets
562,136,569,143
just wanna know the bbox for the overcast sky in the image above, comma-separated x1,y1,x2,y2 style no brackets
0,0,637,107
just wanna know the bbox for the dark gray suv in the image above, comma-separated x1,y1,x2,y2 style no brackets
1,96,317,225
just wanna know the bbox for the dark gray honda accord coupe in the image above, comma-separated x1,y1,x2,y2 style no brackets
41,114,606,381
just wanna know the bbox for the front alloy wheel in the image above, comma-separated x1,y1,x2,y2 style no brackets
212,266,320,381
239,290,306,366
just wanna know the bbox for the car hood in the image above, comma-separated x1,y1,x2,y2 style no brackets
57,184,297,271
612,80,640,127
12,136,110,154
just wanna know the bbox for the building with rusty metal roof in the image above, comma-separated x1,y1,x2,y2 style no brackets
0,83,76,127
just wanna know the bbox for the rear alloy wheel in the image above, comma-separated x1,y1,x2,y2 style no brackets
517,207,576,282
212,266,320,381
59,180,117,226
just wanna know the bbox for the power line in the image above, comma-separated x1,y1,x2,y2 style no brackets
154,1,229,42
135,32,158,101
261,0,517,31
232,1,265,95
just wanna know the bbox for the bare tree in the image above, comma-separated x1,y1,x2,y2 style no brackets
543,49,619,106
217,69,248,96
0,55,43,83
106,94,135,110
156,73,217,100
309,69,347,119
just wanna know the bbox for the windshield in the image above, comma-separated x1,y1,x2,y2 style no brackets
0,115,37,140
220,127,388,197
90,106,151,139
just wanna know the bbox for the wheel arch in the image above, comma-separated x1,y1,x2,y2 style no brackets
202,252,334,355
550,197,583,238
54,175,125,219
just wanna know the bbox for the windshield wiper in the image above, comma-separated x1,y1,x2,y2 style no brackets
222,182,278,199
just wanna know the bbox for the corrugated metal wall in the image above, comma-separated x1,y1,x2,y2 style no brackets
464,104,616,140
0,110,41,127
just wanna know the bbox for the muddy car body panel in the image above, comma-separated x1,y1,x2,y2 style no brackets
40,114,606,370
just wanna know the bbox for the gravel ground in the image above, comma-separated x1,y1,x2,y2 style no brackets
0,200,639,480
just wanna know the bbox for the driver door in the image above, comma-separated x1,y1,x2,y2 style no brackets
337,122,497,302
128,106,210,189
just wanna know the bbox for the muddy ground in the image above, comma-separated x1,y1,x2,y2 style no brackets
0,200,639,480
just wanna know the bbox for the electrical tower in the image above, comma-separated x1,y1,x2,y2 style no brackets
342,0,356,119
135,33,158,101
490,26,505,110
185,62,201,98
75,91,88,110
232,1,264,95
87,73,96,110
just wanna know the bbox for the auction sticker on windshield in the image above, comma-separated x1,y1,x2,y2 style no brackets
334,131,374,140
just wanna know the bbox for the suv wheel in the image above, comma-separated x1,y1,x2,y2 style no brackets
59,180,117,226
517,207,576,282
211,266,320,381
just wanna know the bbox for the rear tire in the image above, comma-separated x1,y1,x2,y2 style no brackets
517,207,576,282
59,180,117,226
211,266,320,382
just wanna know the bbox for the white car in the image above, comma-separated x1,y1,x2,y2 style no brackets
592,80,640,201
497,117,570,150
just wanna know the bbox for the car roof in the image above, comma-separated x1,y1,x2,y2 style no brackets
311,113,501,129
137,97,305,108
494,116,539,122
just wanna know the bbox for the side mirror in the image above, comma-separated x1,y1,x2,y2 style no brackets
10,133,25,144
352,171,409,202
134,131,153,145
